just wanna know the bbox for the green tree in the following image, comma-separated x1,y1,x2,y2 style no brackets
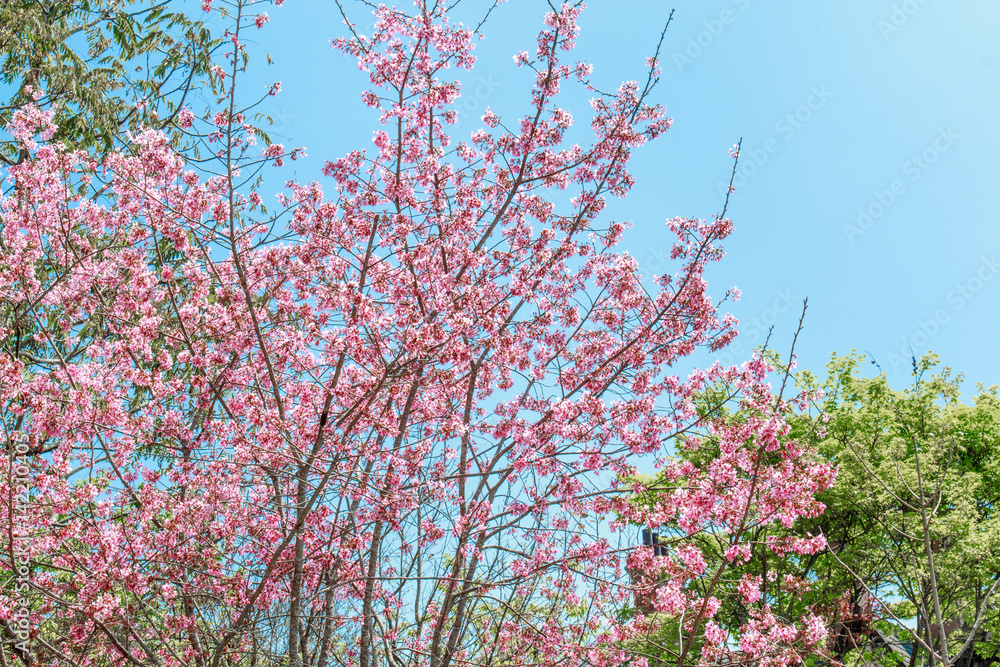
624,352,1000,667
796,353,1000,667
0,0,219,160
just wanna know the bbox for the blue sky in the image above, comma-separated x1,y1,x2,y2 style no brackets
233,0,1000,395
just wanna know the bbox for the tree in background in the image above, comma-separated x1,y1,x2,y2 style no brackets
619,320,837,667
0,1,835,665
0,0,220,161
639,351,1000,667
799,353,1000,667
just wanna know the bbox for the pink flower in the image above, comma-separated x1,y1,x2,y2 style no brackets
261,143,285,165
481,107,500,127
803,614,829,646
725,542,752,564
677,544,707,576
737,574,763,604
178,106,195,129
705,620,727,645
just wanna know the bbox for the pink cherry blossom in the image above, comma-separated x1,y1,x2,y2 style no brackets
0,2,836,666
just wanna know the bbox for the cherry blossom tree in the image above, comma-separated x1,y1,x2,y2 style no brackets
0,1,836,666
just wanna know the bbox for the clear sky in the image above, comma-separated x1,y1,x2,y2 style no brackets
231,0,1000,395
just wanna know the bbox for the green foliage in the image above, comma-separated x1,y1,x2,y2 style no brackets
796,352,1000,666
624,352,1000,667
0,0,219,158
